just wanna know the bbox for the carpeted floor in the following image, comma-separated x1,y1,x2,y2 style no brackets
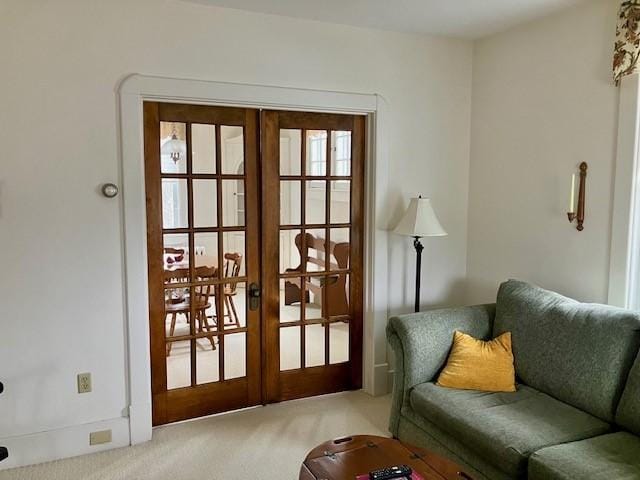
1,391,391,480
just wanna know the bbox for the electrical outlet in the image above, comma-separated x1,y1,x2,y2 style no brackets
89,429,111,445
77,373,92,393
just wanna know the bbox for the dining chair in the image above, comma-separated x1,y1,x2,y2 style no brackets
222,253,243,328
165,266,217,356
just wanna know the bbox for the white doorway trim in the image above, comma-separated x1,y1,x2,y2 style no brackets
609,73,640,308
118,74,389,444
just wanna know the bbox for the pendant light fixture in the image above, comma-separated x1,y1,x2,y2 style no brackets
161,126,187,164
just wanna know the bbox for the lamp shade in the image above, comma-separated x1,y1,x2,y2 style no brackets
394,197,447,237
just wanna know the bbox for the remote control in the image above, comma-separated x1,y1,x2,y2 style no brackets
368,465,412,480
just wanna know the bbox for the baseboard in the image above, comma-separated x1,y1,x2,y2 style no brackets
0,417,130,471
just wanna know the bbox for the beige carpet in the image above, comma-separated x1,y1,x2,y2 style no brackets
1,391,391,480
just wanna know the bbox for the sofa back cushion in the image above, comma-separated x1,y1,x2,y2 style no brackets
494,280,640,422
616,353,640,434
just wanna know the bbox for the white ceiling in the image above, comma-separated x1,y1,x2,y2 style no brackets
185,0,588,39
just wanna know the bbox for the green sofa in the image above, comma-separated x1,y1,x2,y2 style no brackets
387,279,640,479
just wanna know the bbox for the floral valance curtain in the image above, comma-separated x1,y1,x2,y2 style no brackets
614,1,640,85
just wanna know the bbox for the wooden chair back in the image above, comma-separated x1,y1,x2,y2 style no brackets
224,253,243,293
164,267,190,284
292,232,349,271
194,265,217,303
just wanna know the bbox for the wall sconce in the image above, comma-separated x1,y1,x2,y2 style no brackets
567,162,587,231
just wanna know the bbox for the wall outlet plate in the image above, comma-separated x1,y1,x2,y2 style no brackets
77,373,92,393
89,430,112,446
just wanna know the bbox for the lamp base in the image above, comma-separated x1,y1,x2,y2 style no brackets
413,237,424,313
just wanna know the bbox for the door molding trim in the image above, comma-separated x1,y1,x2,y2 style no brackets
118,74,389,444
609,73,640,308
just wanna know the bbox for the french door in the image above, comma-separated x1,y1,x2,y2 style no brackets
144,102,364,425
261,111,364,402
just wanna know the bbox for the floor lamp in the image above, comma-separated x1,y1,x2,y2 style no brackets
394,196,447,312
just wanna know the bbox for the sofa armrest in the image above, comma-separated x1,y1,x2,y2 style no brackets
386,304,495,435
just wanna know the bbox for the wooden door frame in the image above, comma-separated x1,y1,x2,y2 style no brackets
118,74,390,445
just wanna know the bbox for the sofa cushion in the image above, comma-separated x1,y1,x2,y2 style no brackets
494,279,640,421
616,352,640,435
529,432,640,480
410,382,610,478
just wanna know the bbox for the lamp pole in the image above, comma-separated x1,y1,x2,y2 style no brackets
413,236,424,313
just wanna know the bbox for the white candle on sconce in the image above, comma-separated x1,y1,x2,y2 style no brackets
569,173,576,213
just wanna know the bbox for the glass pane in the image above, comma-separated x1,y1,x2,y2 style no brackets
222,281,246,329
224,333,246,379
221,126,244,175
306,180,326,224
330,181,350,224
329,228,350,271
193,269,217,335
215,284,225,333
222,232,245,277
280,229,301,274
237,180,245,226
166,340,191,389
164,236,190,295
329,321,349,364
165,298,191,339
304,276,323,320
160,122,186,174
163,233,188,258
280,129,302,176
193,232,218,274
196,337,220,384
305,323,325,367
280,181,302,225
326,273,350,319
306,130,327,176
192,179,217,228
222,179,245,227
280,278,300,322
192,124,216,174
280,326,301,371
163,234,189,287
164,282,189,304
305,229,326,272
164,286,190,323
331,131,351,176
162,179,188,229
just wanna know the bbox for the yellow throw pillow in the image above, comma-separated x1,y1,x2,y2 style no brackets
436,331,516,392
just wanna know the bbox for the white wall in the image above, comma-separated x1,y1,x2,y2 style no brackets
466,0,619,304
0,0,472,467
